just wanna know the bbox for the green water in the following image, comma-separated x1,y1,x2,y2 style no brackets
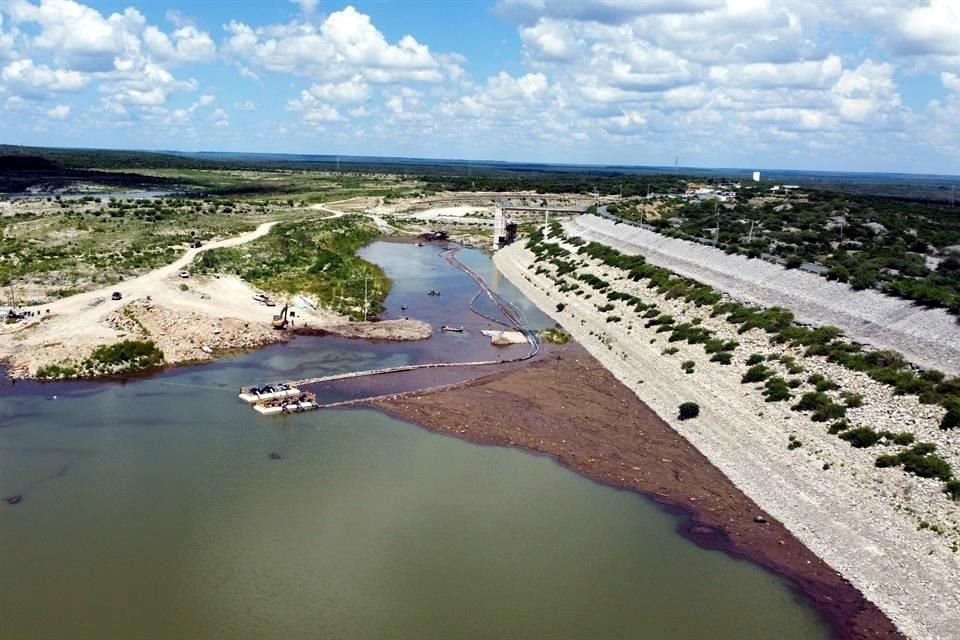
0,243,829,639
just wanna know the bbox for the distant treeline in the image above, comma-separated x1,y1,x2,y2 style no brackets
1,144,956,202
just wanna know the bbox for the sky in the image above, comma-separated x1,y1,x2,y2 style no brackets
0,0,958,175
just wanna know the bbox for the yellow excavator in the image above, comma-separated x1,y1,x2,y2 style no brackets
272,304,289,330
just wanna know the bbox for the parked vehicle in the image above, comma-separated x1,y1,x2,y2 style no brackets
111,291,122,301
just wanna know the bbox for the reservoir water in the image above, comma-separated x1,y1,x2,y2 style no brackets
0,242,829,639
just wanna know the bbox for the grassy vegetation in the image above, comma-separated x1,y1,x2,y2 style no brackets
0,196,258,298
194,215,389,320
876,443,953,482
539,326,571,344
36,339,165,379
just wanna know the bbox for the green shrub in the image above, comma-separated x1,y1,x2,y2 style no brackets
807,373,840,392
669,323,712,344
940,408,960,430
875,443,953,482
886,432,915,446
792,391,846,422
945,480,960,501
763,377,793,402
678,402,700,420
875,454,898,468
681,360,695,374
840,391,863,408
662,346,679,356
901,452,952,481
90,339,164,369
742,364,772,383
746,353,765,366
555,302,565,312
839,427,881,448
827,419,849,434
710,352,733,365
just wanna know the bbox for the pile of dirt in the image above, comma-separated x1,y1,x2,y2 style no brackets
106,299,288,363
296,318,432,341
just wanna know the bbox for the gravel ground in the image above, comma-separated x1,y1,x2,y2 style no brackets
495,240,960,640
566,214,960,375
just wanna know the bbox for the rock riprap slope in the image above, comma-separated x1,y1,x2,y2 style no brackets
566,214,960,375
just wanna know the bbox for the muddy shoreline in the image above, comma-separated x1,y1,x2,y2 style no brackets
374,342,899,640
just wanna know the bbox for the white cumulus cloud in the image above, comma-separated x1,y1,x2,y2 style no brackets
46,102,69,118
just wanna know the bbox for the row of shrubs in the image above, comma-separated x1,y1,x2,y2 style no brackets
538,228,960,427
528,228,960,500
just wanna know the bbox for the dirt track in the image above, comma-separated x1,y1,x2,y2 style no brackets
376,343,898,640
0,221,341,376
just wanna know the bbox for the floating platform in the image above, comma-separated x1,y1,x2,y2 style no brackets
238,385,301,404
253,404,284,416
250,391,319,416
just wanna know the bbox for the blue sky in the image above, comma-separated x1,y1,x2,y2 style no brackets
0,0,959,174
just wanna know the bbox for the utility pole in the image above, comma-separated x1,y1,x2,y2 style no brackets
363,274,369,320
747,219,755,244
714,201,720,246
840,219,845,243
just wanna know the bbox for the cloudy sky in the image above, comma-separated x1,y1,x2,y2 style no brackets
0,0,958,174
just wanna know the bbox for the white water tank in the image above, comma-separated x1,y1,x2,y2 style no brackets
752,171,761,182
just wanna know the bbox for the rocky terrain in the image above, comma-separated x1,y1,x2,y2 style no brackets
495,236,960,640
107,299,288,364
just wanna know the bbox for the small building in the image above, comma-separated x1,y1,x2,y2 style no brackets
752,171,761,182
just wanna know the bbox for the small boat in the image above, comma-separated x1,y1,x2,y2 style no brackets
400,305,407,311
441,325,464,333
428,290,440,296
416,242,424,247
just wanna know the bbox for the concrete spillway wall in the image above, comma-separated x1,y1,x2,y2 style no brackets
565,214,960,375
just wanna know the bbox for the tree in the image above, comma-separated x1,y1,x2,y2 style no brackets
785,255,804,269
826,264,849,282
678,402,700,420
941,408,960,430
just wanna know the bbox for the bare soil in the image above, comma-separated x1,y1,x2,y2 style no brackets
376,342,899,640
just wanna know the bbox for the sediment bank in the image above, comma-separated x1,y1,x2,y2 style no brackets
376,343,898,640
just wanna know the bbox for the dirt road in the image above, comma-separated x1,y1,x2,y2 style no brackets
0,221,341,376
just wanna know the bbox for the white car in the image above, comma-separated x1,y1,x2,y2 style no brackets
178,271,190,278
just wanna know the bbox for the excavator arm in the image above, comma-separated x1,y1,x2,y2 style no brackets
272,304,289,329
